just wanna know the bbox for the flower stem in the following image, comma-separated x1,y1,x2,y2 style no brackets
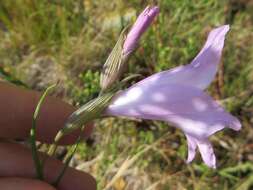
53,127,84,187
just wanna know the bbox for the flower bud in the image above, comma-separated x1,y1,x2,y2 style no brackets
100,6,159,91
123,6,159,56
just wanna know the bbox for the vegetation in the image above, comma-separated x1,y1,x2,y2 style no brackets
0,0,252,189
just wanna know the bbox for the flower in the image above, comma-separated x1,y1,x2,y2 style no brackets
123,6,159,56
105,25,241,168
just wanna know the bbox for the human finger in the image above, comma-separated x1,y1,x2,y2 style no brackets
0,177,56,190
0,140,96,190
0,82,93,144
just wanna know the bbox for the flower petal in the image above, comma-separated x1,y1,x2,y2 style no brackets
133,25,230,90
106,83,241,140
196,138,216,169
185,134,197,163
186,134,216,168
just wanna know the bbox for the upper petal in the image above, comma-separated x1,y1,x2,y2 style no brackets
132,25,230,90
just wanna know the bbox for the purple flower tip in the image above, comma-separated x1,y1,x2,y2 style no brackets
123,6,159,55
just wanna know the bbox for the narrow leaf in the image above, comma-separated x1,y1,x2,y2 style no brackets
30,84,56,180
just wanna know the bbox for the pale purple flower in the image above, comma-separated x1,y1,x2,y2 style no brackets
105,25,241,168
123,6,159,56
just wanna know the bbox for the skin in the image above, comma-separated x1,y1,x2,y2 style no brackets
0,82,96,190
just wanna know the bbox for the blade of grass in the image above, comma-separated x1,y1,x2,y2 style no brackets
30,84,56,180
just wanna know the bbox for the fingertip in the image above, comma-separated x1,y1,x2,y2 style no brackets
57,168,97,190
0,83,95,145
0,142,97,190
57,122,94,145
82,122,94,140
0,177,56,190
44,159,97,190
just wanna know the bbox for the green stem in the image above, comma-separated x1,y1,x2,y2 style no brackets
30,122,43,180
53,127,84,187
47,131,64,156
42,130,64,168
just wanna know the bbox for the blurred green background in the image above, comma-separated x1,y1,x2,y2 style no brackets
0,0,253,189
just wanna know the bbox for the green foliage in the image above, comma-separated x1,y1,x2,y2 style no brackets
0,0,86,48
74,70,100,104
